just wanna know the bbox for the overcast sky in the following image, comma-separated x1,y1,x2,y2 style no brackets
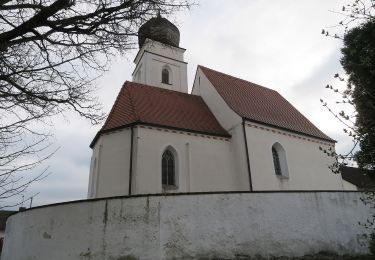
9,1,355,209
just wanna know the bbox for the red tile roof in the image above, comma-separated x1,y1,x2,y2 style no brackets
199,66,334,142
91,81,229,147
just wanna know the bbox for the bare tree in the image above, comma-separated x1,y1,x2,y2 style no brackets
322,0,374,39
320,0,375,173
0,0,193,208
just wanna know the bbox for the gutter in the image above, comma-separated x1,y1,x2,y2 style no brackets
242,118,253,191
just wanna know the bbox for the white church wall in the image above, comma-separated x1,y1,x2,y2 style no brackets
149,53,188,92
133,40,188,93
2,192,371,260
192,68,250,191
89,128,132,198
134,39,185,64
244,121,348,191
229,124,253,191
132,126,240,194
133,52,188,93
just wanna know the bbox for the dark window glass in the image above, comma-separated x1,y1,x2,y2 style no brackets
162,68,169,84
272,147,282,176
162,150,175,186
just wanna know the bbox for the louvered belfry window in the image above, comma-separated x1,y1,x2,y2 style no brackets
272,147,282,176
162,150,175,186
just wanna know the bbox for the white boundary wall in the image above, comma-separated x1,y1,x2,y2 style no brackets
2,192,372,260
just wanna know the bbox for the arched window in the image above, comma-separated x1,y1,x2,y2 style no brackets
162,68,170,84
272,143,289,178
162,149,175,187
272,147,282,176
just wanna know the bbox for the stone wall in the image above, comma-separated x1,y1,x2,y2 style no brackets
1,192,371,260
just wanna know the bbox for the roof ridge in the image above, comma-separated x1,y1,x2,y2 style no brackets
198,65,277,93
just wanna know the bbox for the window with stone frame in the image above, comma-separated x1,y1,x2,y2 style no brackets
272,143,289,178
162,149,175,187
272,147,282,176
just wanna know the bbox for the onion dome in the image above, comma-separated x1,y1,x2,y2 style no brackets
138,14,180,48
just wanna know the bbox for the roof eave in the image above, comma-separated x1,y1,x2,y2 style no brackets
89,121,231,149
89,122,139,149
242,117,336,144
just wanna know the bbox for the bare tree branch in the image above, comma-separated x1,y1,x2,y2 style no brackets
0,0,194,207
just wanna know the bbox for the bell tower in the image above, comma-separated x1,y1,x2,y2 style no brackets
132,14,188,93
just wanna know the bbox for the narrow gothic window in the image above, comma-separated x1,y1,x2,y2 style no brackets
272,147,282,176
162,68,169,84
272,143,289,178
162,149,175,186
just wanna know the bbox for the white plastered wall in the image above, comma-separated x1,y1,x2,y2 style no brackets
244,121,349,190
132,126,239,194
88,128,132,198
134,39,184,62
192,67,240,130
192,67,250,191
133,39,188,93
2,192,371,260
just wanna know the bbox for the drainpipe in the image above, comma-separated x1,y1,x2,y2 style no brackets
128,125,134,195
242,119,253,191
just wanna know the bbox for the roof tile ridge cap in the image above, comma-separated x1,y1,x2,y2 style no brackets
100,81,130,130
199,65,277,93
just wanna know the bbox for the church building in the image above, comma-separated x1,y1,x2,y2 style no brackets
88,15,355,198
